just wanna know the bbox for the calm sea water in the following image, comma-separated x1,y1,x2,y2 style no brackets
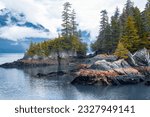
0,53,150,100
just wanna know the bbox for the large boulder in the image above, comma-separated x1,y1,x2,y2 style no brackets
90,59,140,76
86,54,117,64
71,58,144,85
128,48,150,66
128,48,150,76
71,48,150,86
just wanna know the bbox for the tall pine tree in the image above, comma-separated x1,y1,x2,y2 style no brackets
120,0,134,32
110,7,121,53
121,16,140,53
61,2,72,37
71,9,78,37
94,10,112,54
141,0,150,49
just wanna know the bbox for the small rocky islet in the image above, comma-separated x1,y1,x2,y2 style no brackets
72,48,150,86
0,48,150,86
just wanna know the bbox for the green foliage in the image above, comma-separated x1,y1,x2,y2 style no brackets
27,2,87,59
132,7,143,38
141,0,150,49
110,7,121,53
26,42,37,56
114,42,129,59
61,2,79,38
92,9,120,54
92,0,150,57
91,42,98,52
26,36,87,58
71,9,78,36
27,41,50,57
92,10,112,54
120,16,140,53
61,2,72,37
77,42,87,57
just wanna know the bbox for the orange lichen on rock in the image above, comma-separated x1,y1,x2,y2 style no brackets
78,69,118,77
77,64,90,69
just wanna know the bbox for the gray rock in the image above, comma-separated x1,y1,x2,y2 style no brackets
128,48,150,66
87,55,117,64
90,60,113,70
72,49,150,86
90,59,140,76
33,55,39,60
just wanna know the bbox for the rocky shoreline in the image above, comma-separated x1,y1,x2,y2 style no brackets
0,48,150,86
71,48,150,86
0,57,81,68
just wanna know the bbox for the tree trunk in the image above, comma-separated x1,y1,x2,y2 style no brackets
57,50,61,66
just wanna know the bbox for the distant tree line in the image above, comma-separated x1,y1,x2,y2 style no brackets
91,0,150,58
26,2,87,62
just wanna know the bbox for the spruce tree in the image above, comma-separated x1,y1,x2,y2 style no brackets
114,42,129,59
110,7,121,53
95,10,111,53
143,0,150,37
132,7,143,38
120,0,134,32
141,0,150,49
61,2,72,37
71,9,78,37
121,16,140,53
27,42,36,56
125,0,134,16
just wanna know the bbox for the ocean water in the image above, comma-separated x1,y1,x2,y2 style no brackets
0,53,150,100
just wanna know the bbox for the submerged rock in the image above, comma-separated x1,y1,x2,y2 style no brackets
145,81,150,86
36,71,67,78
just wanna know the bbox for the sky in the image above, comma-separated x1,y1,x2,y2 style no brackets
0,0,148,41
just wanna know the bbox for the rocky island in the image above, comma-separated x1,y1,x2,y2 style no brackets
72,48,150,86
0,0,150,87
0,48,149,86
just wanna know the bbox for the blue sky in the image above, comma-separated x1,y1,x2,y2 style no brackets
0,0,148,40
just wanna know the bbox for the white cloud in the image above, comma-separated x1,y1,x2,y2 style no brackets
0,0,147,41
0,26,51,41
0,1,5,9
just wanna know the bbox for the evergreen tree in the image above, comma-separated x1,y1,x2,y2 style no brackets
120,0,134,31
100,10,112,54
103,24,112,53
93,10,111,54
71,9,78,37
61,2,72,37
27,42,36,56
121,16,140,53
91,0,150,56
125,0,134,16
143,0,150,36
110,7,121,53
41,41,50,57
132,7,143,38
114,42,129,59
140,0,150,49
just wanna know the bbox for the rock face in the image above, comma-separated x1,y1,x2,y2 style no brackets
86,54,117,64
71,48,150,86
0,60,51,68
128,48,150,76
128,48,150,66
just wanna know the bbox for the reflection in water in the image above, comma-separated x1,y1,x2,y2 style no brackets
0,53,150,100
0,66,150,100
